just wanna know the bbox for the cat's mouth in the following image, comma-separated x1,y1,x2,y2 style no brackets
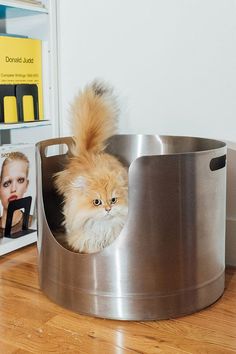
104,212,113,218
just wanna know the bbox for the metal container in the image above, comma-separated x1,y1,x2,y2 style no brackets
36,135,227,320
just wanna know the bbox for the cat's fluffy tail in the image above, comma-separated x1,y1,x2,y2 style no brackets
70,80,119,156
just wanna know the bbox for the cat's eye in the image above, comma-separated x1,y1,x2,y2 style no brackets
111,197,117,204
93,199,102,206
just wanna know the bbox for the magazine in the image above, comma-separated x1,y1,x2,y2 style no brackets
0,144,36,238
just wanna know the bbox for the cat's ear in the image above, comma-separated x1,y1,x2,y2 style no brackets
72,176,87,190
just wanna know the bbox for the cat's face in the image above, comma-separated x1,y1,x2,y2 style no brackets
68,171,128,223
87,186,127,220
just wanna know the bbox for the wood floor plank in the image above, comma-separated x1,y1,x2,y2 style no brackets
0,341,21,354
47,315,188,354
0,245,236,353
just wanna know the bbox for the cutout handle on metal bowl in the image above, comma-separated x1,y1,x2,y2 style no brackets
38,137,73,159
45,143,68,157
210,155,226,171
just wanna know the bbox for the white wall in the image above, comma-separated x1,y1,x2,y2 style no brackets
57,0,236,140
57,0,236,264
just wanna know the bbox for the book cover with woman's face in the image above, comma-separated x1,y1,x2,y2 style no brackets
0,144,36,235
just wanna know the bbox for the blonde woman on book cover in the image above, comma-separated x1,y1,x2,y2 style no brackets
0,152,32,237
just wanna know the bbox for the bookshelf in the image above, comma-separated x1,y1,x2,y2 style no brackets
0,230,37,255
0,120,50,130
0,0,58,254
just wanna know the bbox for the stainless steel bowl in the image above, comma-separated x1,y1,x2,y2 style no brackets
36,135,226,320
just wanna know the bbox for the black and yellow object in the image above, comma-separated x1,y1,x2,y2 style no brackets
0,36,43,121
16,84,39,122
0,84,39,123
0,84,17,123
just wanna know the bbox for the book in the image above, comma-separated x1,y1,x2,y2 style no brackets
0,144,36,239
0,36,43,123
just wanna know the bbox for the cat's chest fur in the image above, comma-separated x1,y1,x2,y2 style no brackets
68,211,126,253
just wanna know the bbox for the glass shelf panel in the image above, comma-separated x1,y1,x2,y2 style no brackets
0,120,51,130
0,3,47,20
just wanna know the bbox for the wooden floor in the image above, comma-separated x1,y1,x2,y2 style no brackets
0,245,236,354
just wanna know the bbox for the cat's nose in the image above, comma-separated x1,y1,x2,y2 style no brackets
105,206,111,213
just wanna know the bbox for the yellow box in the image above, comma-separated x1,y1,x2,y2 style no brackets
0,36,43,122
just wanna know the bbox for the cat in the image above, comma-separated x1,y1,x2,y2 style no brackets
54,80,128,253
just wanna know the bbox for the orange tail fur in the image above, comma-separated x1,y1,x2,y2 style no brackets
70,80,119,156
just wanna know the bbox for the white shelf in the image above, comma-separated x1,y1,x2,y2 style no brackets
0,1,48,15
0,120,51,130
0,231,37,255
